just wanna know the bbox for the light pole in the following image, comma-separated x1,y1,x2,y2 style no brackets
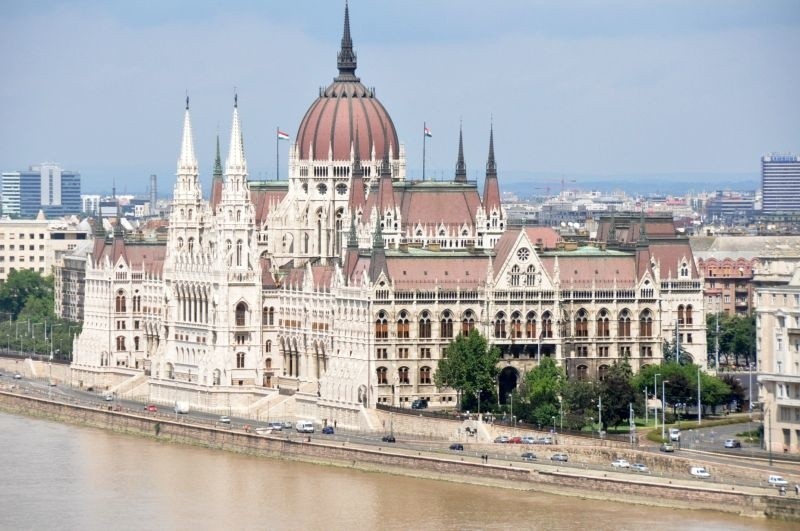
558,395,563,431
714,296,720,370
654,373,661,429
475,389,481,416
697,367,702,425
643,386,648,425
508,393,513,428
597,394,602,437
661,379,668,441
552,416,556,434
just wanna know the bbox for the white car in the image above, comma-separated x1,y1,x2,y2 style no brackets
669,428,681,441
690,466,710,479
611,459,630,469
768,475,788,487
631,463,650,473
219,416,231,424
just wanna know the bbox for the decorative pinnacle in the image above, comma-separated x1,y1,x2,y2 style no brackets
352,126,363,176
185,95,189,110
213,135,223,177
486,124,497,174
226,95,247,175
455,122,467,181
178,96,197,173
336,1,359,81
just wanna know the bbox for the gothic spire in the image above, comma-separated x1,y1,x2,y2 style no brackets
336,1,359,81
226,92,247,176
213,135,223,178
455,123,467,182
486,123,497,175
178,95,198,174
347,213,358,248
482,124,501,213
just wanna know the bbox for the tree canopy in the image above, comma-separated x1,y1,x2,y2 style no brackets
521,357,564,427
705,313,755,367
600,358,636,429
0,270,53,320
434,328,500,411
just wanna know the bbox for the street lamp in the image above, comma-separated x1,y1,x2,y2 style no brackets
643,386,648,425
654,373,661,429
508,393,513,427
552,416,556,434
661,379,669,441
475,389,481,416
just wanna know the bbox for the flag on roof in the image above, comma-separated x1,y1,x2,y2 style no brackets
424,126,432,138
277,130,290,141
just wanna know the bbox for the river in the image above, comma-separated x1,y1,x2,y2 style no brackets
0,412,791,530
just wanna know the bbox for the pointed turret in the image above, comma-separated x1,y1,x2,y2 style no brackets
343,213,360,283
336,1,359,81
177,96,198,174
377,147,396,214
210,135,224,210
348,129,367,212
482,125,501,213
455,124,467,182
226,93,247,176
368,218,387,282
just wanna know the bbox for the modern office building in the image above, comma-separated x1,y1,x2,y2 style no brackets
1,164,82,218
761,153,800,214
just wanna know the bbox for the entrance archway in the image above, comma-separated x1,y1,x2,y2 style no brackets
498,366,519,404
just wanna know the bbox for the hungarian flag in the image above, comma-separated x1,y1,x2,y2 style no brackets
424,126,432,138
277,130,290,141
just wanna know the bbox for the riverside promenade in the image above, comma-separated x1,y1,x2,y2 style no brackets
1,387,799,522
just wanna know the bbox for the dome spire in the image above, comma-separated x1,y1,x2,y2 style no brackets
336,1,359,81
455,121,467,182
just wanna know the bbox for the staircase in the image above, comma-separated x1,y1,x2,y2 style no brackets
249,391,295,421
110,372,149,399
360,406,382,432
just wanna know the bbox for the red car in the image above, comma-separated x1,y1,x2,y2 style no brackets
509,436,522,444
144,404,158,412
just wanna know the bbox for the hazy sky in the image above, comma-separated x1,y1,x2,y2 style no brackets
1,0,798,195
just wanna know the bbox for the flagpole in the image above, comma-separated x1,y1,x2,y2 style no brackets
422,121,426,181
276,127,279,181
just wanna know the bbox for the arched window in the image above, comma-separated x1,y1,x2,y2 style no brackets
576,365,588,381
398,366,410,384
212,369,221,385
265,340,272,353
639,310,653,337
268,307,275,325
510,311,522,339
509,265,520,287
235,302,248,326
526,265,536,286
618,309,631,338
542,312,553,338
236,352,245,368
461,310,476,335
376,366,388,385
116,336,126,351
188,237,194,252
177,237,184,249
419,366,431,385
493,312,506,338
226,240,232,266
525,311,537,338
134,336,140,350
575,309,588,337
375,311,388,339
680,261,689,277
440,310,454,338
166,363,175,380
598,365,610,381
236,239,243,266
265,358,272,370
418,311,432,339
677,305,685,325
115,290,127,313
685,304,693,325
397,310,410,339
187,208,193,220
597,309,610,337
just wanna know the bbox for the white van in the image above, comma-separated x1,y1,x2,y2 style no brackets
768,475,788,486
295,420,315,433
690,466,710,479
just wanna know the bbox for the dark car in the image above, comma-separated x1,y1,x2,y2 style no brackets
381,434,396,443
411,399,428,410
521,452,537,461
321,426,335,435
449,443,464,451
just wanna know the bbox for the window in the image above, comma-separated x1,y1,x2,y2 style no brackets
440,311,454,338
542,312,553,338
375,311,388,339
265,358,272,370
116,336,126,351
420,347,431,359
576,365,588,381
677,305,685,325
618,310,631,337
115,290,127,312
575,309,588,337
619,345,631,357
377,367,388,384
639,310,653,337
685,305,693,325
576,345,588,356
598,365,609,381
640,345,653,357
509,312,522,339
598,346,609,357
377,348,388,359
398,347,409,359
235,302,247,326
213,369,221,385
493,312,506,338
525,265,536,286
418,311,432,338
461,310,476,335
134,337,140,350
398,367,410,384
525,312,537,338
236,352,245,368
419,366,431,384
597,309,610,337
265,340,272,353
397,311,410,339
509,265,521,286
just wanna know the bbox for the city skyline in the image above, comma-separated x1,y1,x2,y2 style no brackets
1,0,798,194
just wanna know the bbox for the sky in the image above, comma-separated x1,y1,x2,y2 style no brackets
1,0,798,196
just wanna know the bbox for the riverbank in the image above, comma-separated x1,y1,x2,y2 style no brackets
1,390,798,522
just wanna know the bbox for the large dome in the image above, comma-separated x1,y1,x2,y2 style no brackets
295,5,399,163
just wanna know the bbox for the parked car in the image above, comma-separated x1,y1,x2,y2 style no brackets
219,415,231,424
282,421,293,429
13,373,22,380
411,399,428,410
611,459,630,469
521,452,537,461
550,453,569,462
520,436,536,444
104,394,114,402
669,428,681,441
381,434,396,443
494,435,510,443
144,404,158,412
690,466,710,479
724,439,742,449
659,443,675,452
768,475,788,487
509,436,522,444
321,426,335,435
268,422,283,431
449,443,464,451
631,463,650,473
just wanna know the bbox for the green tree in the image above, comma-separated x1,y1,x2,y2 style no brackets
434,329,499,411
561,378,598,430
706,313,755,367
600,358,636,430
521,357,564,427
0,270,53,319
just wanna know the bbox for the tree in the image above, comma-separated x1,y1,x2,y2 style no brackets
600,358,636,430
521,357,564,427
561,378,598,430
0,270,53,319
720,374,746,411
434,329,499,411
706,312,755,367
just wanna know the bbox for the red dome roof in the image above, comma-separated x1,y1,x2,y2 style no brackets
295,4,399,163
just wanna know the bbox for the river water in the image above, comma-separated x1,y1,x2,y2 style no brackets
0,412,791,531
